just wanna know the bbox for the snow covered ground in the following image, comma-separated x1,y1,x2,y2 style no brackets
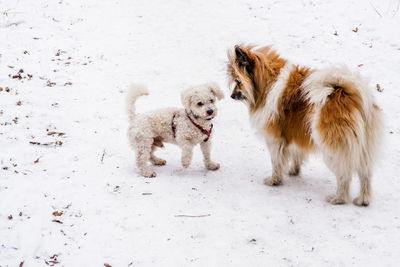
1,0,400,266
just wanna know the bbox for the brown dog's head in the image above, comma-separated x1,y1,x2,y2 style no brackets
227,45,286,111
227,45,256,105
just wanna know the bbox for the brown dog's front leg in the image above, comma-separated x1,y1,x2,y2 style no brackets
264,138,289,186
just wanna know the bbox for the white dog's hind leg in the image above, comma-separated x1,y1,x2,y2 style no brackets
264,138,289,186
135,137,156,177
150,145,166,166
200,141,220,170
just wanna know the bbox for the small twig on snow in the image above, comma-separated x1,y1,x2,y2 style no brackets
3,20,25,27
174,214,211,218
101,149,106,164
29,141,63,147
369,1,383,17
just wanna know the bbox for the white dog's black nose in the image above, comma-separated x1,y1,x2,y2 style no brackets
207,109,214,115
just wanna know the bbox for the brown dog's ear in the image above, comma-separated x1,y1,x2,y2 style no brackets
208,83,224,100
234,45,254,74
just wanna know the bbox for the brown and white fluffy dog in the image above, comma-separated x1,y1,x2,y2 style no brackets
227,45,382,206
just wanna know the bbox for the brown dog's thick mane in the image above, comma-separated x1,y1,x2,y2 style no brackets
251,47,287,113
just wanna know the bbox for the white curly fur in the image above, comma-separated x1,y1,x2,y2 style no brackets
127,83,224,177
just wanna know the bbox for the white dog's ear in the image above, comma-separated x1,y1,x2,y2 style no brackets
208,83,224,100
181,88,192,109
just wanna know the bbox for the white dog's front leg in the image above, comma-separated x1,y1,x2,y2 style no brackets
180,143,194,168
200,141,220,170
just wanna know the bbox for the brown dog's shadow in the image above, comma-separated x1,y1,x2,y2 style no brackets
261,162,338,204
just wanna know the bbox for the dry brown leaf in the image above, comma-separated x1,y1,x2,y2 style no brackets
53,211,63,216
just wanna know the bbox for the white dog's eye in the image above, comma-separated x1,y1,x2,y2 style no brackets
210,99,214,103
197,102,204,106
236,80,241,85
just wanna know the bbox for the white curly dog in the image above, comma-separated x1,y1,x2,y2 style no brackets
127,83,224,177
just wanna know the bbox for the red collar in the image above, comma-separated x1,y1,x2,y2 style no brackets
186,111,213,142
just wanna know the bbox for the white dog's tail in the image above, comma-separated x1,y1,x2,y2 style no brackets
127,84,149,121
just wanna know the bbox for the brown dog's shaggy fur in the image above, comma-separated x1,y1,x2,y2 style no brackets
228,45,382,206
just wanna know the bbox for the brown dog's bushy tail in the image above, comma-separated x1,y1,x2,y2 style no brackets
127,84,149,121
303,67,383,171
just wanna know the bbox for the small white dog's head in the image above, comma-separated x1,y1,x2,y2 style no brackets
181,83,224,120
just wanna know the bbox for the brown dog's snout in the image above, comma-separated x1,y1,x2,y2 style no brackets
231,91,243,100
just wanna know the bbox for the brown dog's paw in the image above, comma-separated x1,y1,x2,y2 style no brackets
353,196,370,206
288,166,300,176
264,176,282,186
326,194,347,205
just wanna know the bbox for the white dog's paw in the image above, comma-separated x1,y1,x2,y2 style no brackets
182,161,191,168
326,194,347,205
151,158,166,166
264,176,282,186
206,162,220,171
141,170,157,178
353,196,370,207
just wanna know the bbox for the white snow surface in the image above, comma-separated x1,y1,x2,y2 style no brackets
1,0,400,266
